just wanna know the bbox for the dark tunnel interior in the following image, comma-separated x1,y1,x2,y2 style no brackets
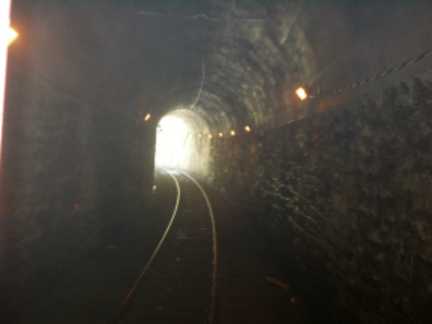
1,1,432,323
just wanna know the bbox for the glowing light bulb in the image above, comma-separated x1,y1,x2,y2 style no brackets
295,87,308,101
230,130,236,136
244,125,252,133
6,26,18,46
218,132,224,138
0,0,14,159
144,113,151,122
208,134,213,139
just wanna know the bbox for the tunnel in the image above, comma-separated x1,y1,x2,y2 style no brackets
1,0,432,323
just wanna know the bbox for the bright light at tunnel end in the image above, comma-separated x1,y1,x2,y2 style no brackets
155,111,211,174
156,115,189,170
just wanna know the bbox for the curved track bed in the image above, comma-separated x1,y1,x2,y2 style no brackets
116,170,218,324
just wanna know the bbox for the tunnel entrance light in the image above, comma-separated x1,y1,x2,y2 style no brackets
295,87,308,101
155,115,191,169
155,109,211,175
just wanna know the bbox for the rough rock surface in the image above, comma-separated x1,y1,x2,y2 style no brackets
211,79,432,323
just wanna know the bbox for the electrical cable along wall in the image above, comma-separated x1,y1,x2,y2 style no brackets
204,2,432,323
2,1,432,322
211,78,432,323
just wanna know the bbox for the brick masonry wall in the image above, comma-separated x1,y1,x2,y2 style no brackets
210,79,432,323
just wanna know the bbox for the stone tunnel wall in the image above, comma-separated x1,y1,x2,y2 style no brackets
0,1,208,308
210,79,432,323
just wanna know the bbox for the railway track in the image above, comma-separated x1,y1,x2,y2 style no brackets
112,169,218,324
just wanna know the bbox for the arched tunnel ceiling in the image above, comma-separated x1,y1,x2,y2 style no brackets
154,0,317,133
132,0,432,135
15,0,432,135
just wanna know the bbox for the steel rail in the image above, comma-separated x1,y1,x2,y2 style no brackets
112,169,181,324
180,171,219,324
